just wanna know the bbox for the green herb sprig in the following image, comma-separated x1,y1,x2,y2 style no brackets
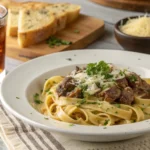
104,119,109,126
33,93,43,104
34,93,39,99
69,123,74,127
46,36,72,47
86,61,113,79
128,75,137,82
34,100,43,104
114,103,121,108
76,98,86,106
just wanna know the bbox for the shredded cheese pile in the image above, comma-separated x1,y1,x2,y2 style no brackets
69,63,127,95
120,16,150,37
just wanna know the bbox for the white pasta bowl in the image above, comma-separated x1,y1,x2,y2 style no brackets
1,49,150,142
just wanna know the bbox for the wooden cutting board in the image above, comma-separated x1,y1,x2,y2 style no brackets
91,0,150,12
6,15,104,62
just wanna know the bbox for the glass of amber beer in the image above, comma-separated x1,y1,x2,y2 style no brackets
0,5,7,82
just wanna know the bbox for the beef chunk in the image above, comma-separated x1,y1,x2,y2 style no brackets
76,66,82,72
119,87,134,105
67,88,83,98
103,86,121,103
56,77,76,97
140,80,150,91
126,73,141,88
126,73,150,92
74,66,83,74
116,77,128,88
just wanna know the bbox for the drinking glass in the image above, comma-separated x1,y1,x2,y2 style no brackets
0,5,7,82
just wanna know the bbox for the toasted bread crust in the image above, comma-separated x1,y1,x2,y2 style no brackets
18,20,56,47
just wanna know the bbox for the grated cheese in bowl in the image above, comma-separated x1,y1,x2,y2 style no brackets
120,16,150,37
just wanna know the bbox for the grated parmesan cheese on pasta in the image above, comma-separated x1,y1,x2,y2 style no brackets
69,65,126,95
120,16,150,37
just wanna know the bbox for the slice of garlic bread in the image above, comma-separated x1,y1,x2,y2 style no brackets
64,3,81,23
18,4,56,47
52,3,81,23
7,1,50,37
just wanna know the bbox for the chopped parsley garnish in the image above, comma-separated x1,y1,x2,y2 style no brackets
34,100,43,104
104,73,113,79
80,99,86,104
103,127,107,129
101,85,108,90
115,111,118,114
48,91,52,95
41,89,43,93
80,84,88,92
128,75,137,82
44,117,49,120
123,69,127,74
46,36,72,47
141,108,144,111
69,123,74,127
104,119,109,126
76,99,86,106
34,93,39,98
95,82,100,88
86,101,97,104
114,104,121,108
119,70,124,76
66,58,72,61
33,93,43,104
16,97,20,99
74,29,80,33
45,89,49,92
83,92,90,99
86,61,113,79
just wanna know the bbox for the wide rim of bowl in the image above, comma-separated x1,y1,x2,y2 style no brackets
115,15,150,40
1,49,150,137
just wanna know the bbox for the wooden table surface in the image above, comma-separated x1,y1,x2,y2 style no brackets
1,0,146,149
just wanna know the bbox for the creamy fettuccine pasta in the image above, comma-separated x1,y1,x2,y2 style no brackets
33,61,150,126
